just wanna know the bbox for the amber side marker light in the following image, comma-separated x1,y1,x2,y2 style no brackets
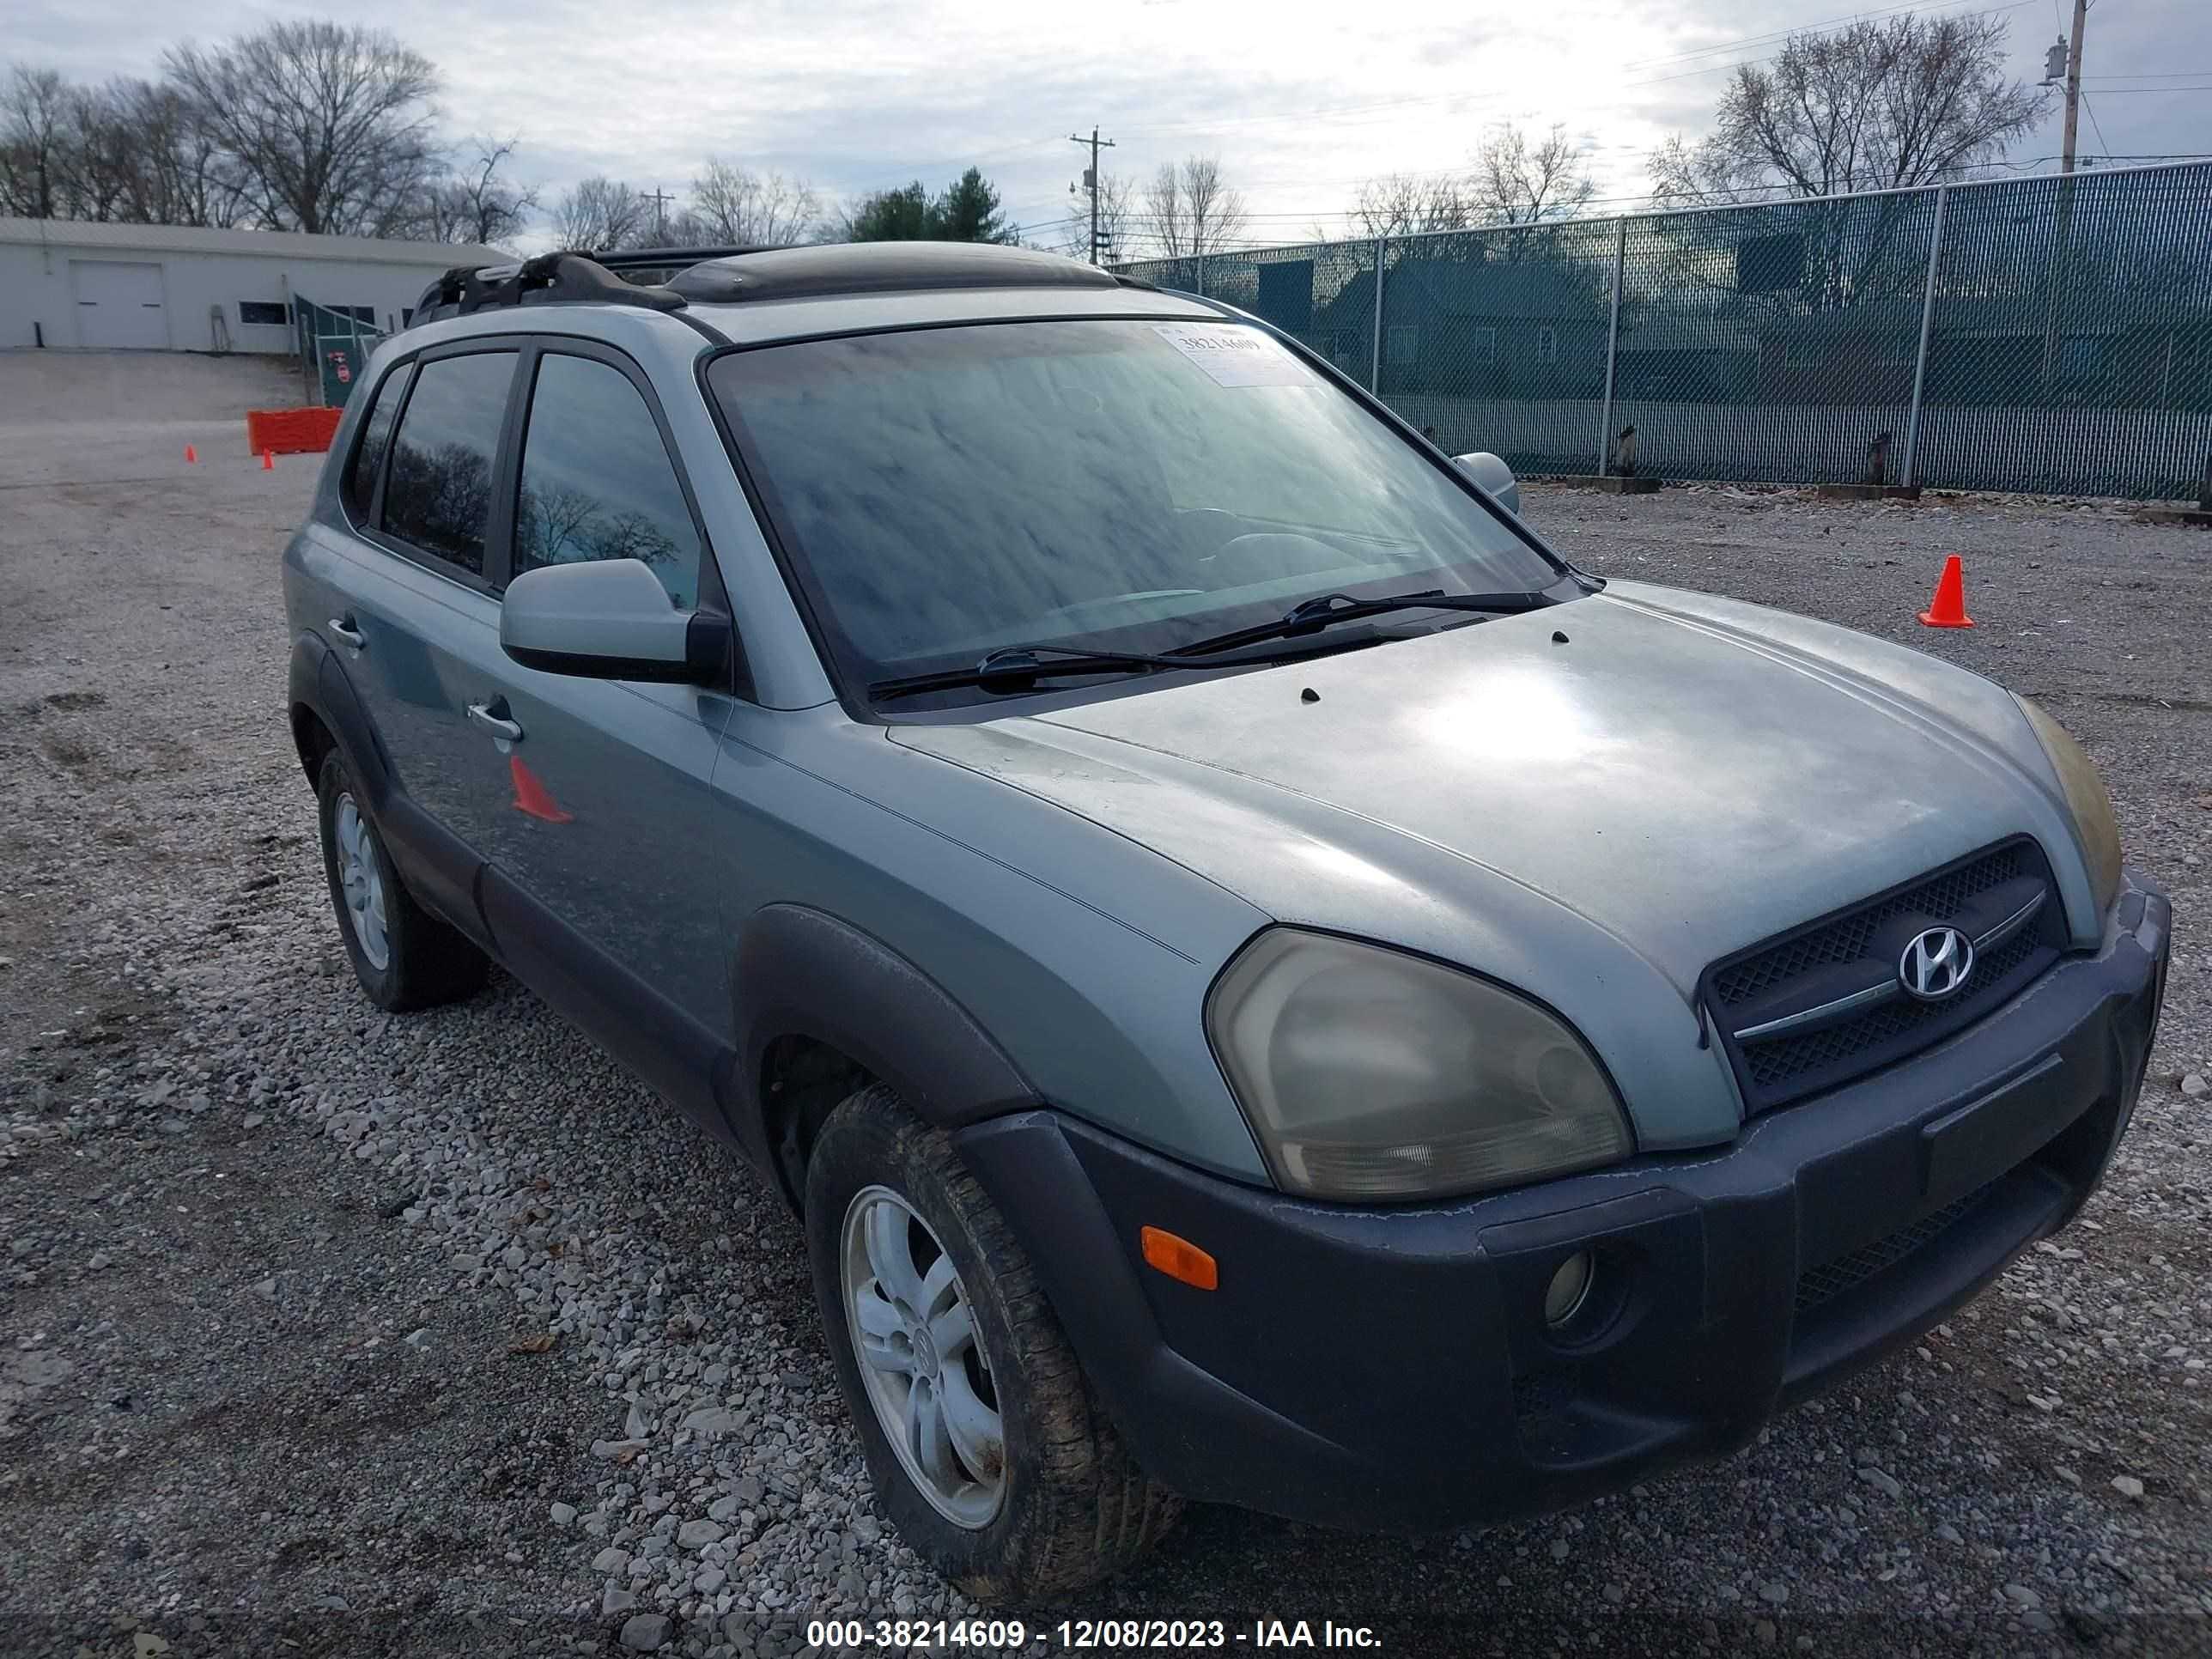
1139,1226,1218,1291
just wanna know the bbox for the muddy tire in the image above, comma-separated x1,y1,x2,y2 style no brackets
805,1084,1182,1603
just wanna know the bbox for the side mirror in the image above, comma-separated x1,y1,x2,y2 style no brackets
1454,451,1520,516
501,558,727,684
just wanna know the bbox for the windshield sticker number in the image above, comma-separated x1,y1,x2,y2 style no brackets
1150,324,1310,388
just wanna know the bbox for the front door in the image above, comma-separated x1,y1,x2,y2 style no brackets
439,343,738,1047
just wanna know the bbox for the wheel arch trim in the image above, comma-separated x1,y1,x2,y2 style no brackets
731,904,1042,1158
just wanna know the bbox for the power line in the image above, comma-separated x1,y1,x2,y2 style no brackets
2080,92,2114,158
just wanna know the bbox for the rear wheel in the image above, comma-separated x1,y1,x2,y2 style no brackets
805,1085,1181,1603
314,750,487,1012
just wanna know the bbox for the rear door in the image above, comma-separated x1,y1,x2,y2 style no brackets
321,342,526,922
441,341,738,1062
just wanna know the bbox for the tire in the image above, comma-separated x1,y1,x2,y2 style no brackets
805,1085,1182,1604
314,749,488,1012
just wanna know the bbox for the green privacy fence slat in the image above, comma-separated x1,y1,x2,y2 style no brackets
1118,161,2212,501
292,295,386,407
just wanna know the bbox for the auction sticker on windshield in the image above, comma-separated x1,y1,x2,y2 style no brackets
1150,323,1312,388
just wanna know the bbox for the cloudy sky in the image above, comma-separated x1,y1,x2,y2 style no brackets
14,0,2209,248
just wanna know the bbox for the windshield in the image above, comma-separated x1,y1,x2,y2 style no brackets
708,318,1569,702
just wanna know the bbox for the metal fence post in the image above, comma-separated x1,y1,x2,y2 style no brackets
1900,184,1948,489
1594,216,1626,474
1370,234,1387,392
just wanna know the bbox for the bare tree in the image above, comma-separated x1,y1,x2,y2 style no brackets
110,81,247,227
688,159,818,246
58,81,139,222
162,21,440,234
422,137,538,248
1348,171,1475,239
0,65,73,219
550,176,653,250
1472,123,1595,225
1649,13,2049,204
1143,155,1249,276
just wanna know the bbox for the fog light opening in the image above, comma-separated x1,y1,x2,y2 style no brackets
1544,1250,1595,1329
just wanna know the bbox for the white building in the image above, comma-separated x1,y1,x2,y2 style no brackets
0,218,504,354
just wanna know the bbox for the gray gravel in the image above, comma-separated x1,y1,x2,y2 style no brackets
2,361,2208,1657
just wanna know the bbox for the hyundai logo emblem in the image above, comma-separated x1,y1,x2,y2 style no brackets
1899,927,1975,1001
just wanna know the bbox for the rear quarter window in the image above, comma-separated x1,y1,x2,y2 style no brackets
342,363,410,524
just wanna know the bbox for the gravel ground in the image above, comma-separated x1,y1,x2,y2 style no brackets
2,364,2209,1659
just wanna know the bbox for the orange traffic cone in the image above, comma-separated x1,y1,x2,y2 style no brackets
1917,556,1974,629
261,447,276,470
509,755,574,823
184,444,198,464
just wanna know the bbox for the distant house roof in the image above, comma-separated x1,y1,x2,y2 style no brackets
0,216,504,267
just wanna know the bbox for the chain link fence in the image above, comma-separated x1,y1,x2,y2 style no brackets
1120,160,2212,502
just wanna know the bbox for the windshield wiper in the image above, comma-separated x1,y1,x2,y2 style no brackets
870,587,1555,702
1173,587,1555,658
871,642,1288,702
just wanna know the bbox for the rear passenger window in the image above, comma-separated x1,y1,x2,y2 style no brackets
514,354,703,610
380,351,516,575
343,363,409,522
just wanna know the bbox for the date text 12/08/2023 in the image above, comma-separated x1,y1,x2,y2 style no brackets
805,1620,1386,1650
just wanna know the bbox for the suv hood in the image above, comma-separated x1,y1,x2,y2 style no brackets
891,580,2090,1143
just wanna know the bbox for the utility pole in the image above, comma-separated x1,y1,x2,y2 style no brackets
2039,3,2090,390
644,186,674,243
1067,128,1116,264
2057,0,2087,172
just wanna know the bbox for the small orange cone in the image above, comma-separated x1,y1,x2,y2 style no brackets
1917,555,1974,628
261,447,276,471
509,755,574,823
184,444,198,464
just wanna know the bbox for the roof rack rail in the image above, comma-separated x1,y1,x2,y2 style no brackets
589,246,780,274
667,241,1124,304
406,250,687,329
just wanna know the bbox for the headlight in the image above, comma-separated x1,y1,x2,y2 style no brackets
2016,696,2122,913
1206,929,1633,1200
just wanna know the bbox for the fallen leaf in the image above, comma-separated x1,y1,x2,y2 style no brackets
507,1333,556,1355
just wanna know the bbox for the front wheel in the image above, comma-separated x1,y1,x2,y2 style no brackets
805,1085,1181,1603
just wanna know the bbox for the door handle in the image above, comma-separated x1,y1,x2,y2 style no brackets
327,617,366,650
466,701,524,744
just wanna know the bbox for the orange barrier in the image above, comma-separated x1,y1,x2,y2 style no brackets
245,406,344,456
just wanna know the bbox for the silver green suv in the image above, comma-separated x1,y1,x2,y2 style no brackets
283,241,2169,1603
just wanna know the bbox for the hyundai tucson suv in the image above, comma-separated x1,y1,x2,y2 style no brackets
282,241,2169,1602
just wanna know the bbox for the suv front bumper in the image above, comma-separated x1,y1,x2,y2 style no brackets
954,871,2170,1532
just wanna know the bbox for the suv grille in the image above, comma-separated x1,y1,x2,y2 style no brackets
1705,840,2063,1112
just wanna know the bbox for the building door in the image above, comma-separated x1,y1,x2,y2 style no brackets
71,260,168,349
